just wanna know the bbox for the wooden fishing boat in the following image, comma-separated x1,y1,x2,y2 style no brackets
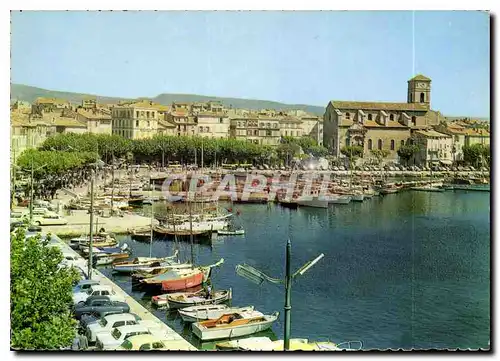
153,226,212,239
296,197,329,209
140,259,224,292
129,228,151,242
112,252,179,274
192,310,279,341
152,289,232,309
179,305,254,323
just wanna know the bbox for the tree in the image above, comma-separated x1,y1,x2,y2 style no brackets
340,145,364,169
11,229,80,350
370,149,390,166
463,144,489,168
397,144,420,165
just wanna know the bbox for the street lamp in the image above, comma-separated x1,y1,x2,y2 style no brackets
236,240,324,351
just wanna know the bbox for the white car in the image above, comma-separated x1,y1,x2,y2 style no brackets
95,324,153,350
73,285,126,305
60,253,88,270
86,313,142,343
32,213,68,226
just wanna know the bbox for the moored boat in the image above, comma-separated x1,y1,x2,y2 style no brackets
192,310,279,341
152,289,232,309
179,305,254,323
410,186,444,192
112,252,179,274
217,229,245,236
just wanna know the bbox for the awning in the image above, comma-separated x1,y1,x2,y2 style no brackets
440,160,453,165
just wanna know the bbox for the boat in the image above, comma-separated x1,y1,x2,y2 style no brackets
191,310,280,341
140,259,224,292
112,252,179,274
217,228,245,236
153,226,212,240
328,195,352,204
128,196,144,207
410,185,444,192
215,337,359,351
278,199,298,209
151,289,232,309
296,197,329,209
179,305,254,323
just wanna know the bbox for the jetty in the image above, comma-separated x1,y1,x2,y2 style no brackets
49,233,197,351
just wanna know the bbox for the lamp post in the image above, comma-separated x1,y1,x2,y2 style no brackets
236,240,324,351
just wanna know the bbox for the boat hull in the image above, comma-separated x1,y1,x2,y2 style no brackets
296,199,329,209
192,314,278,341
160,271,205,292
217,230,245,235
180,305,254,323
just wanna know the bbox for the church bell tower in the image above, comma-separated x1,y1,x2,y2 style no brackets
407,74,431,107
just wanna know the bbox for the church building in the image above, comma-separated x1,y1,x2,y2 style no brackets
323,74,444,161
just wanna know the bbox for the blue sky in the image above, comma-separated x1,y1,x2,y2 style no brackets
11,11,490,117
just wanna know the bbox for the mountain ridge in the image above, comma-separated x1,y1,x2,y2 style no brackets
10,83,326,115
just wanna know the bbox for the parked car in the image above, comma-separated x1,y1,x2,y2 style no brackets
73,279,100,294
32,213,68,226
95,324,153,350
117,334,170,351
86,313,142,343
79,309,130,331
73,285,126,305
73,295,130,320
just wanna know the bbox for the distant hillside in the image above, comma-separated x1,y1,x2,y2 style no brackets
10,84,325,115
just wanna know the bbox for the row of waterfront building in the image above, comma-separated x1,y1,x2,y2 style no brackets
11,74,489,166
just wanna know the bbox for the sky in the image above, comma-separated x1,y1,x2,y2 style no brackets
10,11,490,117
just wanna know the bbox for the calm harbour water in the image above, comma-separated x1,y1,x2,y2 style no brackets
99,190,490,350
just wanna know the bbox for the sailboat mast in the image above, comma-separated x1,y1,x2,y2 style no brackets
189,194,194,268
149,173,153,258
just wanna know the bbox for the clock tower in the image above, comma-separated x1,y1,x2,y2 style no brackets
407,74,431,107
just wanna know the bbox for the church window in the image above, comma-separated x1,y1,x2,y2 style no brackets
390,139,395,150
368,114,372,121
390,114,394,121
345,112,350,119
378,139,383,150
368,139,373,150
420,93,425,103
411,116,416,126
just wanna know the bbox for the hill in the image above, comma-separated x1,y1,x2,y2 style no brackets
10,84,326,115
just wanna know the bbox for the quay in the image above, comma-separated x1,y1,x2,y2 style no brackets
51,233,197,351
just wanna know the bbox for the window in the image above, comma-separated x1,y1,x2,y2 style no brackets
219,118,223,123
346,138,350,146
368,139,372,150
136,111,139,118
146,111,150,118
266,130,272,136
390,139,395,150
378,139,383,150
113,321,125,328
368,114,372,121
147,121,150,127
285,131,288,136
390,114,394,121
274,123,278,128
401,140,405,148
345,112,350,119
420,93,425,103
411,116,416,126
409,93,413,102
140,111,145,117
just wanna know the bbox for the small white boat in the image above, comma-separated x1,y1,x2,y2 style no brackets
112,251,179,273
296,197,329,209
328,195,352,204
179,305,254,323
192,310,279,341
411,185,444,192
217,229,245,236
